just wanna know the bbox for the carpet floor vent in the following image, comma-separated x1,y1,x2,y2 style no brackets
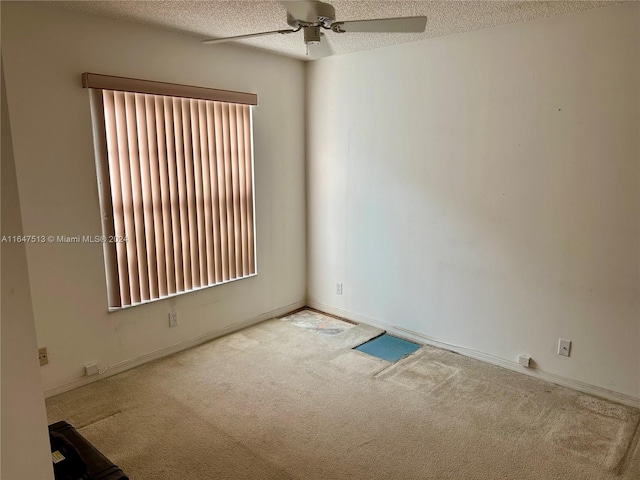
354,334,421,362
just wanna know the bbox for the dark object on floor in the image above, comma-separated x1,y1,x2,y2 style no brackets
49,421,129,480
50,430,89,480
354,333,421,362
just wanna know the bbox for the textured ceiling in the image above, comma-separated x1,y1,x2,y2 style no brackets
54,1,617,60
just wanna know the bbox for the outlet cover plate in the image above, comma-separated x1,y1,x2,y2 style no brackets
169,311,178,327
38,347,48,366
558,338,571,357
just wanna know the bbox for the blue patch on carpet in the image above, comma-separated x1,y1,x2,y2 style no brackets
354,334,421,362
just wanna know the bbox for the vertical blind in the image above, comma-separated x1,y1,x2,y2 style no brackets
87,75,257,309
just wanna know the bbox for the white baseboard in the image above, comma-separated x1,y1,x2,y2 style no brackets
44,300,306,398
307,300,640,409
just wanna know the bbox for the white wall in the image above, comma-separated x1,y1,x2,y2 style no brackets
1,67,54,479
1,2,306,393
3,1,638,403
307,4,640,398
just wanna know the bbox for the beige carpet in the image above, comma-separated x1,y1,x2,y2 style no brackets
47,309,640,480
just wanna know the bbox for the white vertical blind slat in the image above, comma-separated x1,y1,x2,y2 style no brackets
213,102,230,282
229,105,243,277
124,93,150,302
197,101,214,285
244,106,256,273
236,105,248,276
173,97,192,292
113,91,141,304
221,103,236,279
206,102,223,284
102,91,129,307
165,97,184,293
181,99,200,288
135,93,159,300
156,97,177,296
145,95,168,298
91,90,120,308
187,99,207,287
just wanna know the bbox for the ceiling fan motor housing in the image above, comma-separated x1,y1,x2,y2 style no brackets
286,1,336,28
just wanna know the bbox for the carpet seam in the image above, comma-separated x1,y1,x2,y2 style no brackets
76,410,122,430
615,415,640,475
373,350,422,378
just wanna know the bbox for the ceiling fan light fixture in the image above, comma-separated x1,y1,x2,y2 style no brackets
303,26,322,45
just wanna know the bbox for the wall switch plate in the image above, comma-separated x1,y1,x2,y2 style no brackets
518,355,531,367
558,338,571,357
336,282,343,295
169,311,178,327
84,363,99,376
38,347,48,366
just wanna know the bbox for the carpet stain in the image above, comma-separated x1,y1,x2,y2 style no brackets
282,310,355,335
45,309,640,480
219,332,261,351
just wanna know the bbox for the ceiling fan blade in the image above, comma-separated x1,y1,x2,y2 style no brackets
307,33,333,60
332,16,427,33
281,1,321,23
202,29,297,45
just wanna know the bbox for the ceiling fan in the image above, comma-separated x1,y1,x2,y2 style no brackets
201,1,428,58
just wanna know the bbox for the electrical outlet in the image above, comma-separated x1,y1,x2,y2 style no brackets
38,347,48,366
558,338,571,357
336,282,343,295
169,311,178,327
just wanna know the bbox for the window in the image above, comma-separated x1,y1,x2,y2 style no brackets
84,73,257,310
